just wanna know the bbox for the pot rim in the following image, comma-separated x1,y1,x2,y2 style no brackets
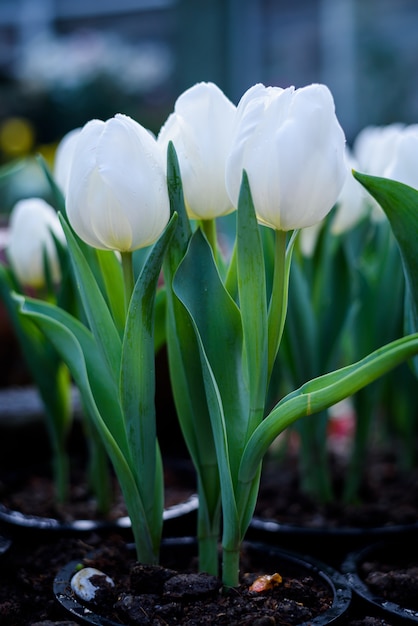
0,493,198,533
53,537,352,626
250,514,418,538
341,540,418,623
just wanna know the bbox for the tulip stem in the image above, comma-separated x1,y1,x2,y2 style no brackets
200,219,218,265
267,229,288,377
121,251,134,315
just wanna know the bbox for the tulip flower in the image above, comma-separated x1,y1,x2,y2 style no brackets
158,82,236,222
7,197,65,289
352,123,404,176
383,124,418,190
53,127,82,196
225,83,347,231
66,113,170,253
351,123,406,220
331,149,369,235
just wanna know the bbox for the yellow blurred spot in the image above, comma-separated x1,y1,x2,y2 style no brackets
0,117,35,157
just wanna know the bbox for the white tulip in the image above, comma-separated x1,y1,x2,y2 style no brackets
225,83,347,231
383,124,418,190
7,198,65,288
53,127,82,196
352,123,405,221
66,114,170,252
331,149,369,235
352,123,405,176
158,81,237,220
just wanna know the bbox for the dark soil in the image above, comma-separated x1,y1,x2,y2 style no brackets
52,535,340,626
358,543,418,611
0,391,417,625
255,448,418,531
1,451,417,624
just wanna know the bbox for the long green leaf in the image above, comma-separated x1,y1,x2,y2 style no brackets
18,295,159,562
240,332,418,483
236,172,268,425
353,171,418,331
164,143,209,470
19,296,129,456
173,229,248,470
59,216,122,381
120,213,177,511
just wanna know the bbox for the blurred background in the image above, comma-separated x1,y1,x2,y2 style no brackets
0,0,417,213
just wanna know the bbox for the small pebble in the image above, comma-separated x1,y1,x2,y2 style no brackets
70,567,115,602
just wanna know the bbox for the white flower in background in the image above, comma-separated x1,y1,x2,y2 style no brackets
158,81,237,220
298,222,323,257
66,114,170,252
7,198,65,288
352,123,405,176
352,123,405,221
331,149,369,235
53,127,82,196
225,83,347,231
383,124,418,190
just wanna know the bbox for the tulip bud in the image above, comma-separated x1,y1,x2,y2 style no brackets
66,114,170,252
158,81,237,220
7,198,65,288
53,127,82,196
225,83,347,231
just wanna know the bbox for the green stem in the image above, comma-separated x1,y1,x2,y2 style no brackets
200,219,218,265
222,545,240,588
85,421,112,515
51,446,70,504
267,229,288,378
121,251,134,315
196,471,221,576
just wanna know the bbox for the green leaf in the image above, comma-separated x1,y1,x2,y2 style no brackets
18,295,159,563
0,265,72,438
236,172,268,424
353,171,418,332
163,141,220,508
120,213,177,511
173,229,248,467
240,332,418,483
59,216,122,381
19,296,129,457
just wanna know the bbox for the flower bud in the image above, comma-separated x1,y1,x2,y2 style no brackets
7,198,65,288
158,81,236,220
66,114,170,252
225,83,347,231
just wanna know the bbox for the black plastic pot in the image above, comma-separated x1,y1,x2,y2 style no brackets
53,537,352,625
341,539,418,623
248,516,418,567
0,532,11,555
